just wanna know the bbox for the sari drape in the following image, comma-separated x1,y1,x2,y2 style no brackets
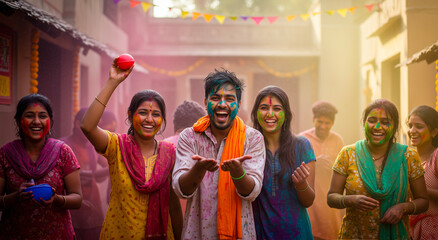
2,138,63,180
356,140,408,240
118,134,175,240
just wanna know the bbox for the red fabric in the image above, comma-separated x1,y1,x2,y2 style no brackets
2,138,63,180
118,134,175,240
0,142,79,239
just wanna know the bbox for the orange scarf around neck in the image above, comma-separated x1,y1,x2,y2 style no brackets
193,115,246,240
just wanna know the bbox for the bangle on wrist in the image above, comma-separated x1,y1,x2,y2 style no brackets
296,183,309,192
410,201,416,215
231,169,246,180
339,195,346,208
95,96,107,107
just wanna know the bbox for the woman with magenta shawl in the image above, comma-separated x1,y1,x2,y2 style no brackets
327,99,429,239
0,94,82,239
81,58,182,239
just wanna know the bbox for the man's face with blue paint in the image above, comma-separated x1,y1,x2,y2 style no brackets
205,83,240,131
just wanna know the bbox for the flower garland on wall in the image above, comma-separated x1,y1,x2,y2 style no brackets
30,29,39,94
256,60,316,78
436,60,438,111
73,46,80,120
138,58,205,77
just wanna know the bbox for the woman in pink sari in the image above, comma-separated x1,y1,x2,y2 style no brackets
408,105,438,240
0,94,82,239
81,58,182,239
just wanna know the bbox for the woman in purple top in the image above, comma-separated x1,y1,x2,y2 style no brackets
251,86,316,240
0,94,82,239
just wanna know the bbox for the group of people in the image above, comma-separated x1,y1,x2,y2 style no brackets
0,56,437,240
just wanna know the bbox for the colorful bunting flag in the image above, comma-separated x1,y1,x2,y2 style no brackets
286,15,296,21
115,1,380,25
215,15,226,24
337,8,348,17
267,17,278,24
300,14,310,21
365,4,375,12
192,12,201,20
252,17,264,25
141,2,152,12
348,7,358,13
181,10,189,18
203,14,214,23
129,0,140,8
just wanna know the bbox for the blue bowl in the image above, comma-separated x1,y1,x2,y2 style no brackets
24,184,53,202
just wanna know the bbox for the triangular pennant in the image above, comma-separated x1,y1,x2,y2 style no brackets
192,12,201,20
337,8,348,17
203,14,214,23
251,16,264,25
286,15,296,21
229,16,238,21
240,16,249,21
141,2,152,12
300,13,310,21
348,6,358,13
365,4,374,12
129,0,140,8
312,12,321,16
215,15,226,24
325,10,335,15
181,10,189,18
267,16,278,24
113,0,121,4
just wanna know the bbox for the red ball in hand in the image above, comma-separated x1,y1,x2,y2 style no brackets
116,53,135,70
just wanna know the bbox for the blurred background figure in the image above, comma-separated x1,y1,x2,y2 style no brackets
61,108,108,240
299,100,344,240
164,100,206,146
0,94,82,239
407,105,438,240
164,100,206,215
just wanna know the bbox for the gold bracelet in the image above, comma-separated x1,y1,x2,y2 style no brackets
95,97,107,107
411,201,416,215
62,195,67,208
296,183,309,192
342,196,346,208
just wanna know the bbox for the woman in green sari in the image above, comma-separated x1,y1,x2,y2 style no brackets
327,99,428,239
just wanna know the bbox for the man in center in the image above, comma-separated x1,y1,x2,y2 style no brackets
172,69,266,239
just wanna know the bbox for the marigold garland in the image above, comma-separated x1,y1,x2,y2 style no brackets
436,60,438,111
72,46,80,121
256,60,316,78
138,58,205,77
30,29,39,93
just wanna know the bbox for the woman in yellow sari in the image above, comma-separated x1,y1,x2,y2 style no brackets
327,99,428,239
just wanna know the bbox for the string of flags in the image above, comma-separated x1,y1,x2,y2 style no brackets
114,0,380,25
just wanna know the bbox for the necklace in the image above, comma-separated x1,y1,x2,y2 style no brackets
372,154,385,161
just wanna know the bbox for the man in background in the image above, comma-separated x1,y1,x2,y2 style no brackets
164,100,206,215
299,101,345,240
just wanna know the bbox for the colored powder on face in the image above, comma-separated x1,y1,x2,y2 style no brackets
275,111,285,130
375,122,381,129
379,124,393,144
365,122,373,142
41,118,50,138
207,101,215,120
229,102,239,122
257,110,267,130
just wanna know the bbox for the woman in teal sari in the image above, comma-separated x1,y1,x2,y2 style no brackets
327,99,428,239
